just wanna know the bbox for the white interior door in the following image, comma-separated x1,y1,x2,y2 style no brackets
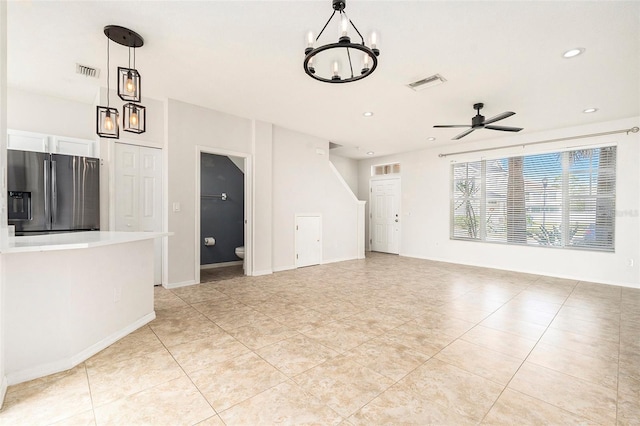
114,143,139,232
370,178,401,254
295,215,321,268
115,143,163,285
138,147,163,285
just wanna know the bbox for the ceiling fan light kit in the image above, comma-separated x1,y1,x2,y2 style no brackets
303,0,379,83
434,103,523,140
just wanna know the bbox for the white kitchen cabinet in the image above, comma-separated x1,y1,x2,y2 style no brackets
7,129,98,158
7,129,49,153
51,135,98,158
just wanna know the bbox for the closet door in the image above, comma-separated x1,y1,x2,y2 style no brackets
114,143,163,285
114,143,140,232
138,147,163,285
295,215,322,268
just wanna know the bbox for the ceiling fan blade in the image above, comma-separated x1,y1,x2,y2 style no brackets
484,125,523,132
433,125,470,128
484,111,515,125
453,128,476,140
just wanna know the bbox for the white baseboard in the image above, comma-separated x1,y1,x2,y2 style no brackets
69,312,156,366
273,265,295,272
322,256,357,265
200,261,243,270
251,269,273,276
6,312,156,386
164,279,197,289
0,375,7,409
399,252,639,289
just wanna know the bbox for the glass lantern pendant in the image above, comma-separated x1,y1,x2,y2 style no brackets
118,66,141,102
123,103,146,134
97,106,119,139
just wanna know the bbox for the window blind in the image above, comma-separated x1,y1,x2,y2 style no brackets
450,146,616,252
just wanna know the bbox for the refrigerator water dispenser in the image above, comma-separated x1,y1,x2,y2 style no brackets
8,191,31,221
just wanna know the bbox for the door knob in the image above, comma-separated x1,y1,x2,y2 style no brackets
395,219,399,222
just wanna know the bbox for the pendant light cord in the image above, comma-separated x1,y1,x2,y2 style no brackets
106,36,110,108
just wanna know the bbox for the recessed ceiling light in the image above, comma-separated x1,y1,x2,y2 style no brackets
427,137,436,141
563,48,585,58
363,112,374,117
366,151,374,155
583,108,598,113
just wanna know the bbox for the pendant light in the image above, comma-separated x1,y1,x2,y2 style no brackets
303,0,380,83
118,44,141,102
123,102,146,134
103,25,147,135
96,34,119,139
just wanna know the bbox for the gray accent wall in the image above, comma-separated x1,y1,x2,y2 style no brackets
200,153,244,265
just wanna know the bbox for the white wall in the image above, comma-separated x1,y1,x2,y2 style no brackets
0,0,8,407
7,87,94,140
252,120,273,275
166,99,252,286
166,99,363,284
272,127,361,270
329,152,359,196
358,117,640,288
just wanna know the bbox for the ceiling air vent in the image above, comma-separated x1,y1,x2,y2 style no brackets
76,63,100,79
407,74,446,92
329,142,342,149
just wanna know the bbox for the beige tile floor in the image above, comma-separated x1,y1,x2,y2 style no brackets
1,253,639,425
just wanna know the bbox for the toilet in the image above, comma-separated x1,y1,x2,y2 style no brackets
235,246,245,259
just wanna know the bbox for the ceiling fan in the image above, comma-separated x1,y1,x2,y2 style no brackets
434,103,523,140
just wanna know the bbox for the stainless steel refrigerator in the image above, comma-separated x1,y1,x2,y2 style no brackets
7,150,100,235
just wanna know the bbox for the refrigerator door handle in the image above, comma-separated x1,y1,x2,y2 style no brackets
43,159,49,223
51,160,57,226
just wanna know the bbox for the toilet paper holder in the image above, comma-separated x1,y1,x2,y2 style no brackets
204,237,216,246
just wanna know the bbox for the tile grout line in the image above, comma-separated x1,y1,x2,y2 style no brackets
166,293,315,423
477,277,579,424
340,278,531,423
83,363,99,426
146,323,224,424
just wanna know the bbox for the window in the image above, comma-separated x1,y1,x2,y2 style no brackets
372,163,400,176
451,146,616,252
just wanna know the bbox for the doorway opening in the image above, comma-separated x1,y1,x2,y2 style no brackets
195,147,252,284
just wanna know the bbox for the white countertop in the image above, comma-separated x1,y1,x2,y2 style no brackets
0,231,171,253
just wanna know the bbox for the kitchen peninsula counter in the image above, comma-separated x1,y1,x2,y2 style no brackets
1,231,169,386
0,230,169,253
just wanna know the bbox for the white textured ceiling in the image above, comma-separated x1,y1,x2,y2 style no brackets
7,1,640,158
